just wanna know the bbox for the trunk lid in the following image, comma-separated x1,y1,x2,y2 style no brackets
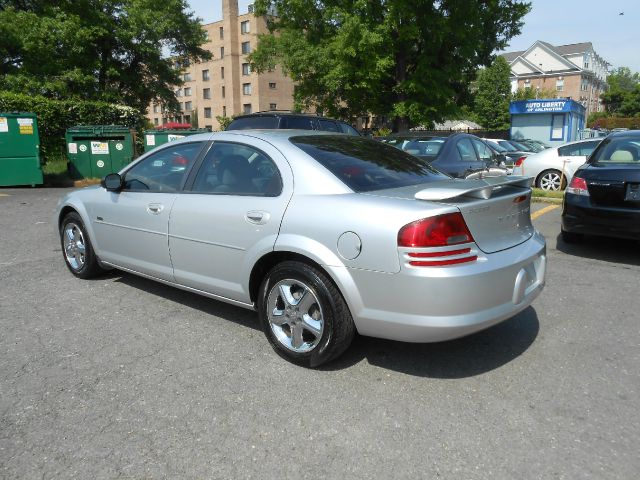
369,176,535,254
580,164,640,209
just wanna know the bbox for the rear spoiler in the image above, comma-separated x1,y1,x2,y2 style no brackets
415,176,533,201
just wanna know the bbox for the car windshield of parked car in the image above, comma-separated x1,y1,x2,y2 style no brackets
488,141,508,153
291,135,448,192
497,140,518,152
588,138,640,164
509,140,530,151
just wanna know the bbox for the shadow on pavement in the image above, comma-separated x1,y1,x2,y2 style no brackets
555,233,640,266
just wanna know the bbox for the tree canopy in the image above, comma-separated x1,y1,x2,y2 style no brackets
0,0,210,111
601,67,640,116
472,56,512,130
249,0,530,131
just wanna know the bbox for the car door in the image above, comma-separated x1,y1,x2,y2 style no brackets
168,138,293,303
89,141,205,281
433,137,482,178
557,141,600,179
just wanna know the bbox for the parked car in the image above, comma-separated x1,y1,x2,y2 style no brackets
55,131,546,367
227,111,360,136
518,139,550,152
512,138,602,191
561,130,640,242
482,138,529,166
381,133,510,178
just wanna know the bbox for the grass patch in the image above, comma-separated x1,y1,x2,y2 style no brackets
532,187,564,199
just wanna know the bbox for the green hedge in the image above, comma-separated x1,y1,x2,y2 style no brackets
587,115,640,130
0,91,145,161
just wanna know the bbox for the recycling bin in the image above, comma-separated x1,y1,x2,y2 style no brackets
66,126,136,179
144,128,209,152
0,112,43,186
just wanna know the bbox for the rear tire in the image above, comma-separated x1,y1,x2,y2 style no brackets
258,261,355,367
536,169,566,191
561,229,583,244
60,212,105,279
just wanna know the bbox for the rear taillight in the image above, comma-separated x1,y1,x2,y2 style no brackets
398,213,477,266
515,156,526,167
566,176,589,196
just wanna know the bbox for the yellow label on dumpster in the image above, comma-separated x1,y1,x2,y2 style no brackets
17,118,34,135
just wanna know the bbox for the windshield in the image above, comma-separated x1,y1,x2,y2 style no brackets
588,137,640,164
498,140,518,152
488,141,508,153
508,140,530,151
291,135,448,192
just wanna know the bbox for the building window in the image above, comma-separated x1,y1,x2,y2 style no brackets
183,72,191,82
204,107,212,118
203,30,208,40
179,102,184,111
241,41,251,54
219,26,223,39
556,79,564,92
243,83,252,95
241,20,250,34
221,67,224,79
269,82,276,89
175,89,182,97
551,114,564,141
222,86,225,98
243,104,252,114
153,105,159,113
581,79,589,91
184,114,190,123
269,103,277,110
223,106,226,117
185,87,193,96
202,69,210,81
220,46,224,58
242,63,251,75
154,118,159,125
184,101,192,111
203,88,211,99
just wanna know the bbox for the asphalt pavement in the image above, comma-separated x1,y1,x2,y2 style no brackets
0,188,638,479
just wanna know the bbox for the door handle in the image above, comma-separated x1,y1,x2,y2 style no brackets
147,203,164,215
246,210,270,225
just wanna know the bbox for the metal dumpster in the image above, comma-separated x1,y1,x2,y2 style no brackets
0,112,43,187
144,128,209,152
66,125,136,179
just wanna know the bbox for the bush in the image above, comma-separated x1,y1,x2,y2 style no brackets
587,115,640,130
0,91,145,162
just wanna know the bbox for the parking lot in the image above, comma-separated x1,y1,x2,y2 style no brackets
1,187,638,479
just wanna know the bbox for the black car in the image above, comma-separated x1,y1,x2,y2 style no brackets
380,133,509,179
227,112,360,136
561,130,640,242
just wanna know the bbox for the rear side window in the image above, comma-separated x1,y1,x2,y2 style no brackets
456,138,477,162
338,123,360,136
318,119,340,132
291,135,447,192
227,117,279,130
281,116,316,130
558,141,599,157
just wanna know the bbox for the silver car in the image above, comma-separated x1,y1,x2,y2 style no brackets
512,138,601,191
55,131,546,366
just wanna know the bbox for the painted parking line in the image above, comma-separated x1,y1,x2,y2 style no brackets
531,204,559,220
0,193,9,197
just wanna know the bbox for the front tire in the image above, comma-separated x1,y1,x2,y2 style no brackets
258,261,355,367
60,212,104,279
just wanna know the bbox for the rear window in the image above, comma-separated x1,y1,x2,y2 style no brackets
291,135,447,192
281,116,316,129
227,117,279,130
589,138,640,164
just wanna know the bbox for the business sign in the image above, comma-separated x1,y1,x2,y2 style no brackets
510,99,585,115
525,100,567,113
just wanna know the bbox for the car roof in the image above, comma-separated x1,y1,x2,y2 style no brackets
606,129,640,139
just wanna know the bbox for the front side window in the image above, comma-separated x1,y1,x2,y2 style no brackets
291,135,446,192
123,143,203,192
191,142,282,196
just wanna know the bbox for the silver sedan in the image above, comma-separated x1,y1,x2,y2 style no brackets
55,130,546,366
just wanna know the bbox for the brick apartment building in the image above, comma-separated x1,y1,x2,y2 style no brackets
147,0,295,130
501,41,609,117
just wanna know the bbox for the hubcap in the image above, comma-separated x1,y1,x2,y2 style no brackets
63,222,86,271
540,172,562,191
266,279,324,353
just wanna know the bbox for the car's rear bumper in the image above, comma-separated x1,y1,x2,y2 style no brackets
562,194,640,240
342,232,546,342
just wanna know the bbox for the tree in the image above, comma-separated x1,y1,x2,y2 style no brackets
0,1,210,111
249,0,530,132
512,86,558,101
601,67,640,114
472,56,512,130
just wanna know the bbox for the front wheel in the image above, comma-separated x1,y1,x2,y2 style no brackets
258,261,355,367
60,212,104,279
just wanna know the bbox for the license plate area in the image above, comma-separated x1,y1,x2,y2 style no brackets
625,183,640,202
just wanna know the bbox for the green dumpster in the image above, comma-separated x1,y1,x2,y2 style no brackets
144,128,209,152
66,126,136,179
0,112,43,187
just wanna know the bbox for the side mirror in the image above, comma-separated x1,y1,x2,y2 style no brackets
102,173,123,192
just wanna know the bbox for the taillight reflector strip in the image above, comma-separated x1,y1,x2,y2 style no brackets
408,248,471,258
409,256,478,267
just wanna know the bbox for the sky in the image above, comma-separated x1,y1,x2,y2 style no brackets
187,0,640,71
